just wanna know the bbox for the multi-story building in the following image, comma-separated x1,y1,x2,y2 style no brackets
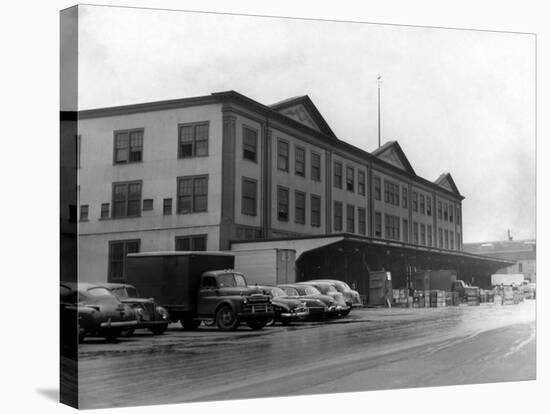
77,90,469,284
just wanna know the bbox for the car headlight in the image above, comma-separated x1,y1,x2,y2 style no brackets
243,297,248,304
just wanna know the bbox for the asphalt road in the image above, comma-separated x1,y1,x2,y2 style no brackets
77,300,536,409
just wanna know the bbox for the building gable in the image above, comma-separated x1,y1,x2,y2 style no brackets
372,141,416,175
434,173,462,196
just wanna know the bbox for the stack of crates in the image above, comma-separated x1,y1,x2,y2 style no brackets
479,290,488,303
392,289,408,306
466,288,480,306
429,290,446,307
502,286,514,305
413,290,425,308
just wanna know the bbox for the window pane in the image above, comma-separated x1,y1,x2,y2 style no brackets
194,195,207,212
178,196,192,213
128,183,141,199
194,177,207,195
195,139,208,156
115,133,129,149
127,200,141,216
163,198,172,215
130,131,143,148
192,236,207,251
195,124,209,141
175,237,190,251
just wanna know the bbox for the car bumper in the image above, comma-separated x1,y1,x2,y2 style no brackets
237,311,274,322
279,310,309,321
136,320,169,328
100,320,138,328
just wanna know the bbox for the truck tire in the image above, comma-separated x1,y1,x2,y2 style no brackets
247,320,267,330
216,305,240,331
150,325,168,335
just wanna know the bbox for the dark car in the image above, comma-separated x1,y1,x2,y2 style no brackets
257,286,308,325
297,281,351,315
306,279,363,308
97,283,170,335
278,284,342,317
274,286,328,320
60,282,138,342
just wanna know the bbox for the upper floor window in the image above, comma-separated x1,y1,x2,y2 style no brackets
114,129,143,164
311,152,321,182
100,203,110,219
277,186,289,221
420,223,426,245
79,205,89,221
450,231,455,250
277,140,289,172
450,205,454,222
438,201,443,219
243,126,257,162
412,192,418,212
402,187,408,208
358,170,366,196
334,201,343,231
295,146,306,177
311,195,321,227
385,214,400,241
444,203,449,221
420,195,425,214
242,178,257,216
438,228,444,248
177,175,208,214
334,162,343,189
346,204,355,233
457,207,461,225
163,198,172,215
346,166,354,192
178,122,209,158
358,207,366,235
374,211,382,237
374,176,381,200
112,181,142,218
402,218,409,242
427,196,432,216
413,222,419,244
384,180,400,206
295,191,306,224
427,225,433,247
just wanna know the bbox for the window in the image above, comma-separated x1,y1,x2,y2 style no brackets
518,262,523,273
420,223,426,245
412,192,418,212
445,229,449,249
385,214,400,241
277,140,289,171
358,170,366,196
358,207,366,235
334,201,343,231
402,187,408,208
112,181,142,218
178,122,209,158
457,207,461,225
143,199,153,211
374,211,382,237
444,203,448,221
277,186,289,221
427,196,432,216
311,152,321,182
450,205,454,222
374,176,381,200
108,239,140,281
242,178,257,216
295,146,305,177
163,198,172,215
346,166,354,192
177,175,208,214
295,191,306,224
243,126,257,162
439,228,443,248
438,201,443,219
420,195,425,214
384,180,400,206
79,205,89,221
402,218,409,242
413,222,419,244
114,129,143,164
450,231,455,249
100,203,109,219
346,205,355,233
175,235,207,251
311,195,321,227
333,162,343,189
237,227,262,240
427,225,433,247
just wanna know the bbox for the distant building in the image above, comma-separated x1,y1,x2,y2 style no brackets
463,239,536,283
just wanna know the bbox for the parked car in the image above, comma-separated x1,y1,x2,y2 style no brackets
96,283,170,335
60,282,138,342
274,286,328,320
306,279,363,308
297,281,351,315
278,284,342,317
256,286,309,325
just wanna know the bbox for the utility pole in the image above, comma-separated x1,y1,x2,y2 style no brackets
377,74,382,148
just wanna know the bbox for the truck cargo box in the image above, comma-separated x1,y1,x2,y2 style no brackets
411,270,457,291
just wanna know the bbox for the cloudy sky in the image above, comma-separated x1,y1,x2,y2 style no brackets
73,5,536,243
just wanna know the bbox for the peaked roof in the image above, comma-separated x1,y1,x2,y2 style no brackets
434,173,462,196
371,141,416,175
269,95,337,139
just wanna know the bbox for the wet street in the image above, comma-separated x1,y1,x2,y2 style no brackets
78,300,536,409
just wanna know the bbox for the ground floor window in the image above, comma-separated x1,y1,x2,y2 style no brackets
108,239,140,282
175,235,207,251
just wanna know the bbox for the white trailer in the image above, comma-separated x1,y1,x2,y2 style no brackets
233,248,296,286
491,273,524,287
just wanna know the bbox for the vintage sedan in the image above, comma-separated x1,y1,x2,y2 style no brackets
257,285,309,325
306,279,363,308
297,281,351,315
60,282,138,342
275,286,328,320
97,283,170,335
278,284,342,317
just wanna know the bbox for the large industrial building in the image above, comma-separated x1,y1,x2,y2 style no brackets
73,90,511,295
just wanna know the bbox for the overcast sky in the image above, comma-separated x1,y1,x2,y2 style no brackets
72,5,536,243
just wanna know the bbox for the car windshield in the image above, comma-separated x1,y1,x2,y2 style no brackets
337,282,351,291
111,287,139,298
303,286,321,295
217,273,247,288
282,287,299,297
268,287,286,297
86,287,113,297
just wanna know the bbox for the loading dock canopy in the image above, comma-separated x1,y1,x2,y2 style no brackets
230,235,345,259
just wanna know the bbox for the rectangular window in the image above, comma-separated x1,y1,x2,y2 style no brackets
143,199,153,211
334,201,343,231
427,225,433,247
450,231,455,250
100,203,109,219
311,152,321,182
426,196,432,216
311,195,321,227
413,222,419,244
295,191,306,224
277,186,289,221
243,126,257,162
402,218,409,242
163,198,172,215
420,223,426,245
444,203,448,221
112,181,142,218
358,170,366,196
445,229,449,249
114,129,143,164
178,122,209,158
175,235,207,251
412,192,418,212
333,162,343,189
79,205,88,221
242,178,257,216
384,214,400,241
346,166,354,192
295,146,306,177
374,211,382,237
402,187,408,208
358,207,366,235
346,204,355,233
438,201,443,219
439,228,443,248
374,176,381,200
420,195,425,214
450,205,454,222
177,175,208,214
277,140,289,172
384,180,400,206
108,239,140,282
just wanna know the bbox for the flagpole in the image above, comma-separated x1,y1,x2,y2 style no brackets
377,74,382,149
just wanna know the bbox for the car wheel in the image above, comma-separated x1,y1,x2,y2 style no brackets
150,325,168,335
265,317,276,327
216,305,239,331
181,318,201,330
247,320,266,330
